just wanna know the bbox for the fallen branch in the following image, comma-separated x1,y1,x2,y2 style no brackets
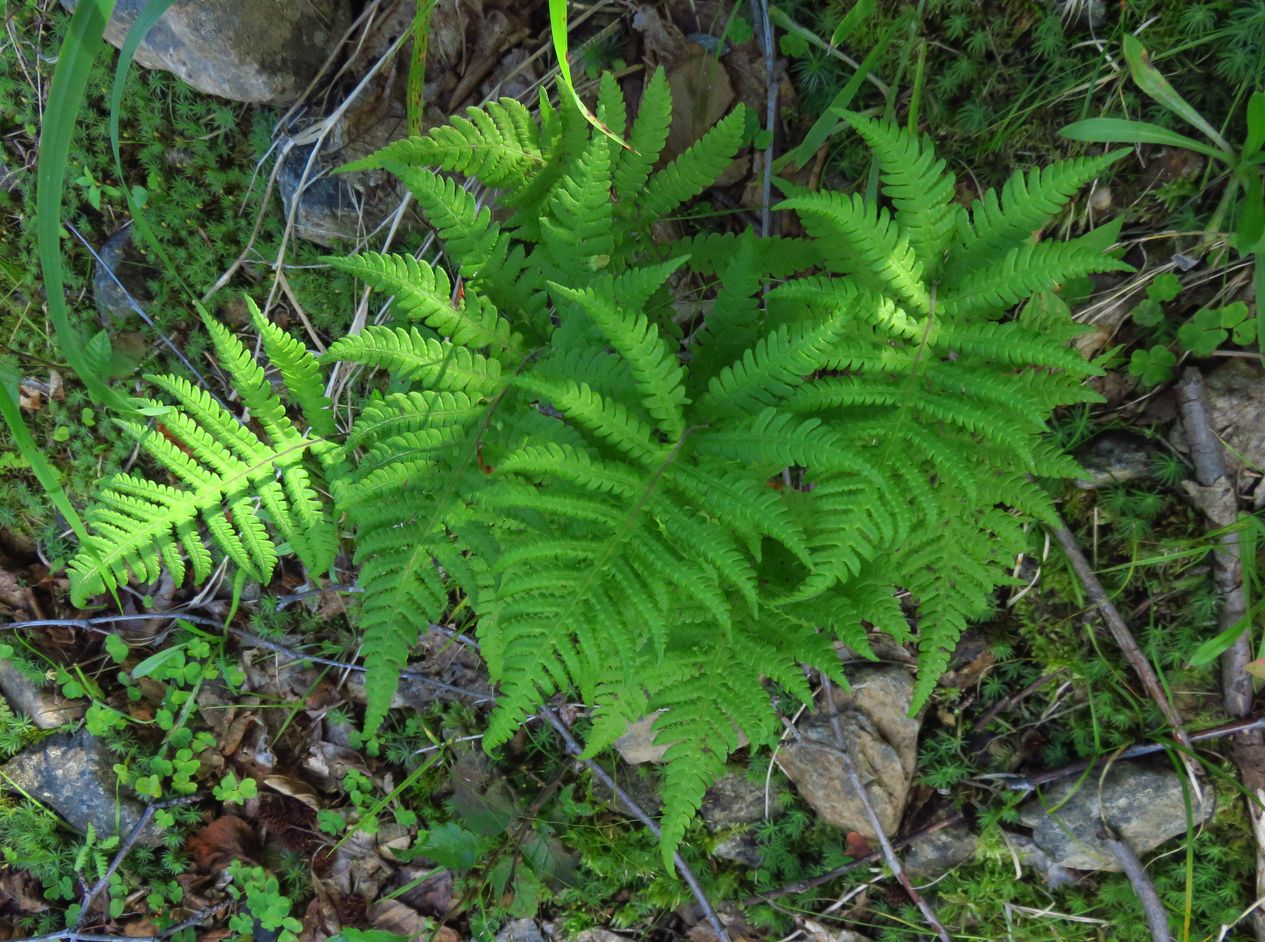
1104,831,1172,942
820,676,953,942
1175,366,1265,942
539,705,733,942
1048,514,1191,749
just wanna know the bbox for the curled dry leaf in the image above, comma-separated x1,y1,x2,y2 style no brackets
185,815,260,872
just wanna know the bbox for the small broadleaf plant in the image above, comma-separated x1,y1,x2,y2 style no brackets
69,70,1128,867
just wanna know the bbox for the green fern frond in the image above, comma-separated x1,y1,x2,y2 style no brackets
326,252,520,354
323,326,503,394
841,112,959,274
953,149,1128,274
614,66,672,201
779,191,932,316
641,107,746,221
342,98,543,188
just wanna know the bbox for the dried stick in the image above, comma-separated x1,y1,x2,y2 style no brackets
539,706,731,942
1105,832,1172,942
819,676,952,942
1048,515,1191,748
1175,366,1265,942
1175,367,1252,717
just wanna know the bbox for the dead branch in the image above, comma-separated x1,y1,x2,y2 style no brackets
539,705,734,942
819,676,953,942
1048,514,1191,749
1104,831,1172,942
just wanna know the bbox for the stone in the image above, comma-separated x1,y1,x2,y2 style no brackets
60,0,351,105
0,729,161,846
567,931,626,942
91,225,149,326
1073,431,1157,489
700,773,773,866
777,667,921,841
903,821,977,881
1017,762,1215,871
496,919,549,942
1187,359,1265,474
0,661,84,730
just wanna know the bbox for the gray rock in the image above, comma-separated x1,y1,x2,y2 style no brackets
1018,762,1215,871
276,144,412,248
1190,359,1265,474
566,931,626,942
1074,432,1156,488
777,666,921,841
700,773,774,866
903,821,977,881
0,149,21,194
61,0,351,104
496,919,548,942
91,225,149,326
0,660,84,730
0,728,161,846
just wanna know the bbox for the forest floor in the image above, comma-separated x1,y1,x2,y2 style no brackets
1,0,1264,940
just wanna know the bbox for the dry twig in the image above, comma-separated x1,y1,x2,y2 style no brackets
1104,832,1172,942
1048,514,1191,748
819,676,953,941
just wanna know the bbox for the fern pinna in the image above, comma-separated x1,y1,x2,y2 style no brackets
69,71,1127,866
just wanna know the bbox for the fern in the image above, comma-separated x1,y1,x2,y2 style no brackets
70,75,1125,869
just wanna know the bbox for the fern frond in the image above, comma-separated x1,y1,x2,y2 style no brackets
614,66,672,201
327,252,520,354
342,98,543,188
939,241,1131,319
841,112,959,274
778,192,932,316
641,107,746,221
322,327,503,395
246,298,335,439
953,149,1127,274
549,283,688,439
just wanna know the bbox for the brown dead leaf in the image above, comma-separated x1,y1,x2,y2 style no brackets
0,569,35,617
186,815,259,872
0,868,48,913
632,5,686,62
369,899,441,939
664,45,736,166
264,774,322,810
844,831,872,859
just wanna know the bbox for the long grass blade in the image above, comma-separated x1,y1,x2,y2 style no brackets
35,0,135,414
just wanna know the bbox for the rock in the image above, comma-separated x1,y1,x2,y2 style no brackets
61,0,351,105
567,931,626,942
0,149,21,194
0,729,161,846
903,821,977,881
1186,359,1265,474
276,144,416,248
0,660,84,729
1073,431,1156,488
777,667,921,841
496,919,549,942
91,225,149,326
1017,762,1215,871
700,773,773,866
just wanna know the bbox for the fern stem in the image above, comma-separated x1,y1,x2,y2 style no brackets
540,705,733,942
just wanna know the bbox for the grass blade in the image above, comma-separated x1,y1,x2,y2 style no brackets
35,0,136,414
1061,118,1227,162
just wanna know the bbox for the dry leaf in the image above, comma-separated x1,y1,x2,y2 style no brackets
664,45,735,165
186,815,259,872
